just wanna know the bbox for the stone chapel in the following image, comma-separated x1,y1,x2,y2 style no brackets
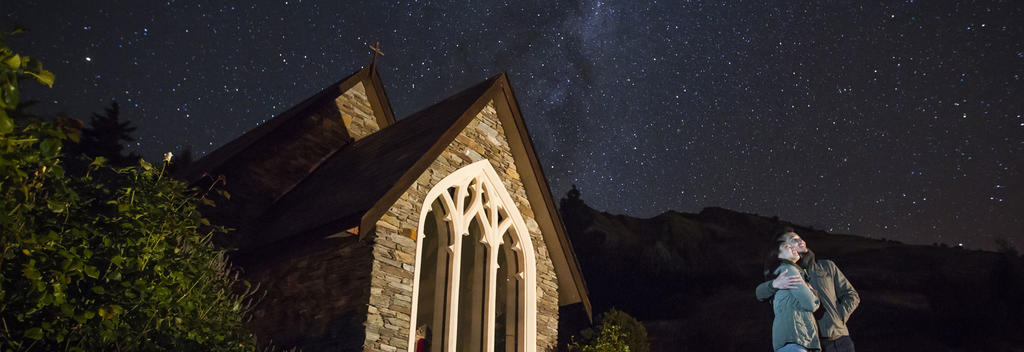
181,61,591,351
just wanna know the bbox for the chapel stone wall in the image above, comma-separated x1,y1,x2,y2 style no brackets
335,81,382,141
363,101,561,351
240,236,374,351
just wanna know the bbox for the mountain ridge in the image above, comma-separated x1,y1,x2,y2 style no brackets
557,193,1024,351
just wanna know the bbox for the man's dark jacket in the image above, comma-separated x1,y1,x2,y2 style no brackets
757,251,860,340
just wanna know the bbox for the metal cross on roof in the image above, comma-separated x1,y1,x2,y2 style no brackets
368,41,384,65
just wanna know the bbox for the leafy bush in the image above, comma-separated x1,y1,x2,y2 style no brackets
1,32,255,351
568,322,630,352
568,308,649,352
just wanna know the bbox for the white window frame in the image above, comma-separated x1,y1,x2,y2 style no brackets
407,160,537,352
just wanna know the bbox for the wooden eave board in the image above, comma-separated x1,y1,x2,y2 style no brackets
492,76,592,319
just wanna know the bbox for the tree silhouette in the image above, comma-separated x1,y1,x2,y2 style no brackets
74,100,139,167
559,184,588,239
560,184,583,211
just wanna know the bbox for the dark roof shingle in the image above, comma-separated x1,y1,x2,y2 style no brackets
242,76,501,249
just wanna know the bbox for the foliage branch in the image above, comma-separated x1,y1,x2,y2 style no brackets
1,30,255,351
568,308,649,352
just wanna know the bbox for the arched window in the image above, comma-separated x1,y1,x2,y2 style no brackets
409,160,537,352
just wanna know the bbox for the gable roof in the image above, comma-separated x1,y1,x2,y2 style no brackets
191,70,591,319
258,74,589,317
178,64,394,233
181,64,393,184
250,76,500,246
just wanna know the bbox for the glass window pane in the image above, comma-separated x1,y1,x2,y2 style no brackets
456,218,488,350
415,201,450,352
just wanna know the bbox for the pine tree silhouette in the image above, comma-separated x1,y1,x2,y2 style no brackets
78,101,139,167
560,184,582,211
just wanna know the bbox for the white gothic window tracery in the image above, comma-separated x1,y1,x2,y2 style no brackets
409,160,537,352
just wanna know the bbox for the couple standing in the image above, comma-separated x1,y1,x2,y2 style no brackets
758,228,860,352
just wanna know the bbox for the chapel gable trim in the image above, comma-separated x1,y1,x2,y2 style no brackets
357,78,505,239
491,80,592,320
357,74,592,319
363,61,397,128
249,76,501,250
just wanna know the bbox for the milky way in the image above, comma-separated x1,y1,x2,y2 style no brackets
6,1,1023,250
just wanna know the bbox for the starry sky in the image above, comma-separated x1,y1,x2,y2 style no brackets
6,1,1023,251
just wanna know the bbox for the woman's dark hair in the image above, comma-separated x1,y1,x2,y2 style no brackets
762,240,788,279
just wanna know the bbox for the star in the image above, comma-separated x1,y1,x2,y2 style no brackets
6,0,1023,251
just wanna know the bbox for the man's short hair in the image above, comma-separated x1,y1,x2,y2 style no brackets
773,226,796,242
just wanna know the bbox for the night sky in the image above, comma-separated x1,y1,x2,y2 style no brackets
6,1,1023,251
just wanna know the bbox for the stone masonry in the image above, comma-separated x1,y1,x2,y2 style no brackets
364,101,561,351
201,76,380,241
336,81,382,141
241,236,374,350
233,77,382,350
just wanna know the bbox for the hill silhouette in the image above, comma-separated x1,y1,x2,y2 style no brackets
558,191,1024,351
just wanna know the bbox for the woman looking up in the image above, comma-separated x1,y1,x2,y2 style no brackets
767,241,821,352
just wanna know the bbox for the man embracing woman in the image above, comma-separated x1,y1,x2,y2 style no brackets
764,234,820,352
758,227,860,352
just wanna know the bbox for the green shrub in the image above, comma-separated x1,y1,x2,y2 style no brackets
1,32,255,351
568,308,649,352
